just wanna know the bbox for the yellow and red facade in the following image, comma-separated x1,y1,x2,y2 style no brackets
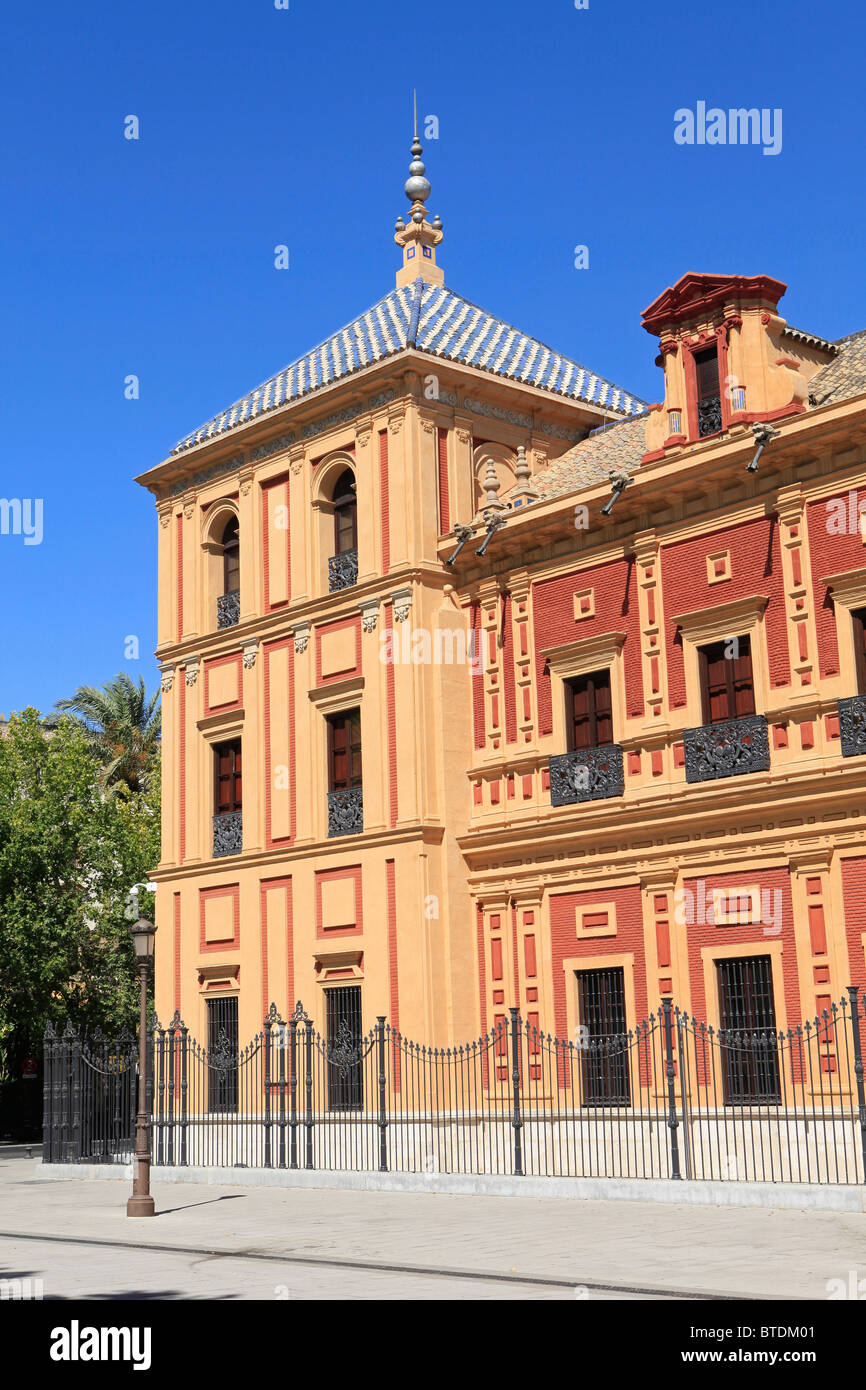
137,253,866,1057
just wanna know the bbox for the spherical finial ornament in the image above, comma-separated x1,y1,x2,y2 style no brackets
412,209,424,224
405,174,431,203
432,213,443,230
395,215,406,231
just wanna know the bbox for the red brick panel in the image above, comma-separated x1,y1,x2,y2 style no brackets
661,516,790,709
841,857,866,989
807,494,866,678
533,558,643,734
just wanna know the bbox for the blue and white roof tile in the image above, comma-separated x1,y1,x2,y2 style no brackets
172,280,646,454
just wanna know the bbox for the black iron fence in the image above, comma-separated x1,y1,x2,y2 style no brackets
43,990,866,1185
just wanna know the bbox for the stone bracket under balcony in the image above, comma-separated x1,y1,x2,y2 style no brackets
213,811,243,858
217,589,241,629
328,787,363,837
838,695,866,758
549,745,625,807
683,715,770,784
328,549,358,593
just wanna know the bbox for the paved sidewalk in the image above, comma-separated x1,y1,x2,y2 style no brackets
1,1151,865,1300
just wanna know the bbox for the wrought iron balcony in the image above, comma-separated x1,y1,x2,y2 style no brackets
683,715,770,784
328,548,358,593
838,695,866,758
213,811,243,858
697,395,722,437
328,786,363,837
217,589,241,629
549,745,625,807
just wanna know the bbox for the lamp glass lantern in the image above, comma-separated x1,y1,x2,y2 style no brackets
130,918,157,961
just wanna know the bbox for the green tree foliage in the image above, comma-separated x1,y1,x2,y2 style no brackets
53,672,161,794
0,709,160,1079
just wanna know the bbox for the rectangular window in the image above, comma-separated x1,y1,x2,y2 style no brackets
852,608,866,695
716,956,781,1104
565,669,613,750
577,966,630,1106
206,996,239,1114
214,739,243,813
327,709,362,791
698,635,755,723
325,985,363,1111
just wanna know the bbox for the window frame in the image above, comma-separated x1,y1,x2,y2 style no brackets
214,738,243,815
564,667,613,751
221,516,240,596
332,469,358,556
326,708,363,792
697,633,756,724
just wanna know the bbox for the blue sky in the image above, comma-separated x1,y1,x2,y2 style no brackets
1,0,864,715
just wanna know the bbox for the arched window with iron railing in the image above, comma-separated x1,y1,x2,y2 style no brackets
329,469,358,592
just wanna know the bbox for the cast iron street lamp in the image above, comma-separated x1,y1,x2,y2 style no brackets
127,916,157,1218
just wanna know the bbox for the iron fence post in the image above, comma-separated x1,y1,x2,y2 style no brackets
70,1026,82,1163
847,986,866,1182
263,1009,273,1170
304,1015,314,1170
179,1020,189,1167
376,1016,388,1173
661,999,682,1180
509,1008,524,1177
42,1024,54,1163
289,1013,299,1170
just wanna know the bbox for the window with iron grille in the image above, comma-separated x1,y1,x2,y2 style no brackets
565,668,613,750
698,634,756,723
214,739,243,814
716,955,781,1104
327,710,362,791
325,985,363,1111
206,996,239,1114
577,966,630,1106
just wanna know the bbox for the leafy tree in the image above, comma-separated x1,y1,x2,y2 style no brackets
0,710,160,1083
53,672,161,793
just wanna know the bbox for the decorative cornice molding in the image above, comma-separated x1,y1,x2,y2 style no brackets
669,593,769,637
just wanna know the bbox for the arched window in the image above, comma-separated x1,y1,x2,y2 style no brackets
332,470,357,555
216,515,240,629
222,516,240,595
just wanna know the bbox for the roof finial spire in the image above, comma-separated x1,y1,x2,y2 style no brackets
394,91,444,288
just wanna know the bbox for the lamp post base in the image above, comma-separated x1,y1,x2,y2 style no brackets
126,1194,155,1218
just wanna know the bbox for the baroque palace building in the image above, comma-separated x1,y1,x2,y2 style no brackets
138,127,866,1081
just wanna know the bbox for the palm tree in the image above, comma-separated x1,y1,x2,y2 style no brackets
54,673,160,793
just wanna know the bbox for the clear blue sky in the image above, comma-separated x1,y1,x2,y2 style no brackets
1,0,864,715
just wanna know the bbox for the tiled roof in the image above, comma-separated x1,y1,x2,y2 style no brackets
808,328,866,407
171,279,647,454
513,413,649,503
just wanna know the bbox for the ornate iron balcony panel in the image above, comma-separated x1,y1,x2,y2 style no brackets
217,589,241,629
698,395,722,437
213,811,243,858
838,695,866,758
683,715,770,784
328,548,358,592
549,745,625,807
328,787,363,837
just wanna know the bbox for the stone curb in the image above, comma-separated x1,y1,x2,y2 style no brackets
31,1161,866,1211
